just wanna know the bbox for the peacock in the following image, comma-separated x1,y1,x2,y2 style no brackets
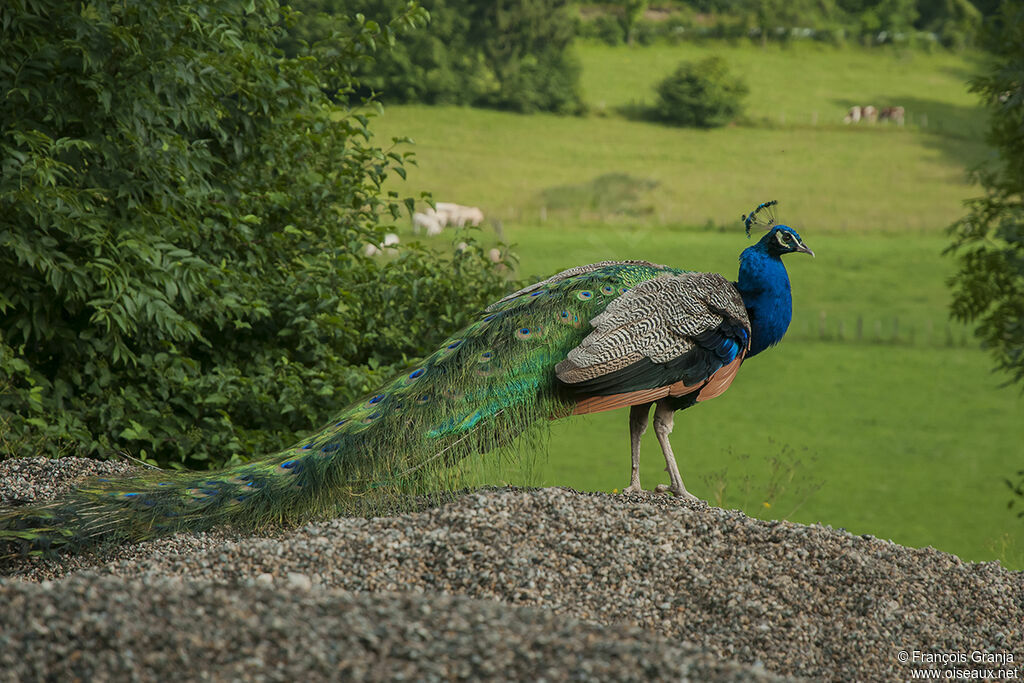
0,201,813,559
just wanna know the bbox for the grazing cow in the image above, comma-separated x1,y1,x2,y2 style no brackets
878,106,905,125
844,105,882,124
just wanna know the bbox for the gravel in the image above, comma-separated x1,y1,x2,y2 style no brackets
2,457,1023,681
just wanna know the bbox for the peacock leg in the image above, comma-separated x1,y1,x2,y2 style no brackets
651,400,698,501
622,402,652,494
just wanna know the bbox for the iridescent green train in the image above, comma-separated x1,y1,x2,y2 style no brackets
0,261,674,558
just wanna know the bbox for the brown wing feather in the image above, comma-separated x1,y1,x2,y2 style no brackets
570,352,746,416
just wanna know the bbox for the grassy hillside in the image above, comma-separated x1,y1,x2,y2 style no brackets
371,110,987,234
366,41,1024,567
578,41,985,136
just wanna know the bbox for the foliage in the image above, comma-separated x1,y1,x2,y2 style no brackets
465,0,584,114
283,0,486,105
285,0,584,113
652,57,749,128
573,0,992,48
622,0,649,45
0,0,512,469
947,1,1024,388
580,13,626,45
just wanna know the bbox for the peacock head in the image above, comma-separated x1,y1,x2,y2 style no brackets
742,200,814,258
760,225,814,258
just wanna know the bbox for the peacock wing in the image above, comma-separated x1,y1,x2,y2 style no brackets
555,272,751,415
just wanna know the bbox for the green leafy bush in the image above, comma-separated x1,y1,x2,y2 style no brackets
653,56,749,128
0,0,511,469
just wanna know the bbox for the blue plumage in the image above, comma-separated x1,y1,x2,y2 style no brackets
737,224,814,357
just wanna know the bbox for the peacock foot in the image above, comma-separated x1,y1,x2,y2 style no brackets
621,484,647,495
654,483,699,502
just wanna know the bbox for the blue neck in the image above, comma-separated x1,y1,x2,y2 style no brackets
736,244,793,357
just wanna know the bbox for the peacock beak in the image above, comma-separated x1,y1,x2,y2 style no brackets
795,242,815,257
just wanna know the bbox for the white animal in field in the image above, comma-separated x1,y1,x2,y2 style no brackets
843,105,861,124
861,105,878,123
362,232,401,257
433,202,485,228
459,206,485,227
414,202,486,235
433,202,458,227
413,210,443,236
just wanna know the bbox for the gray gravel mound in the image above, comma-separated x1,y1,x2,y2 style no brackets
1,575,783,682
2,457,1022,681
0,456,138,506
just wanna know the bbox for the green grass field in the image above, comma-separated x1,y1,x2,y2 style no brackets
368,41,1024,567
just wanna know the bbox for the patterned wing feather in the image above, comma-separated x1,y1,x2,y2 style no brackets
555,272,751,409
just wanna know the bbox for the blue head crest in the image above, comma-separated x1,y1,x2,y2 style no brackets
741,200,779,238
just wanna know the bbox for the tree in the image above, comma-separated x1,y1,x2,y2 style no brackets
283,0,584,114
462,0,584,114
622,0,649,45
743,0,842,45
281,0,486,106
0,0,510,469
947,1,1024,388
653,57,749,128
